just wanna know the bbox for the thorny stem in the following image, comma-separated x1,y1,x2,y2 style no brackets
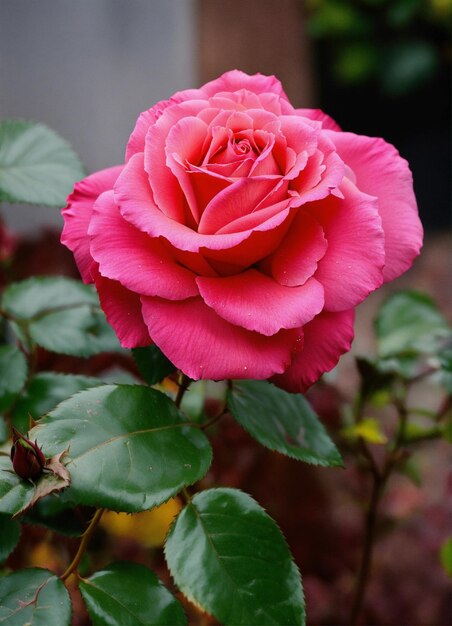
60,508,105,582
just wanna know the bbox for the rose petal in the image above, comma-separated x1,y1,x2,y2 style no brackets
326,131,423,282
279,115,320,159
197,270,324,335
141,296,301,380
272,309,355,393
61,165,123,283
198,176,279,235
200,70,290,101
297,108,342,131
125,104,168,162
144,100,208,222
269,210,328,286
166,116,210,224
290,134,345,204
125,89,208,161
308,178,385,311
115,154,258,252
89,190,198,299
93,270,150,349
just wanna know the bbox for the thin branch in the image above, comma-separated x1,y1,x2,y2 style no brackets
350,470,385,625
201,406,228,430
175,373,191,409
60,508,105,582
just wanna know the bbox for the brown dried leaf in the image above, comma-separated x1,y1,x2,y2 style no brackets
45,449,71,482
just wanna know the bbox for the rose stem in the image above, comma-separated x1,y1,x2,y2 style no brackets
60,508,105,582
175,373,191,408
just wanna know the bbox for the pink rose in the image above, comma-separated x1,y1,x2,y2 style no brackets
61,70,422,392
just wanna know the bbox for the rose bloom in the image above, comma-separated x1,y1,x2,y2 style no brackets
62,70,422,392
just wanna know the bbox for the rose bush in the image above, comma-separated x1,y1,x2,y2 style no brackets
61,70,422,392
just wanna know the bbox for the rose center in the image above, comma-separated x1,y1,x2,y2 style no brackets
233,139,251,155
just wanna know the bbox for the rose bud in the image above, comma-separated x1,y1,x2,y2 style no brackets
10,428,46,481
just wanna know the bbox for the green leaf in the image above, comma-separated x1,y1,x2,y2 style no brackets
0,514,20,563
0,417,7,444
227,381,342,466
0,120,84,207
356,356,395,399
0,568,71,625
439,347,452,393
79,561,187,625
12,372,102,432
397,458,423,487
0,345,27,411
308,0,372,38
386,0,423,27
375,291,450,358
0,456,35,516
2,276,97,319
440,537,452,578
132,346,176,385
30,385,212,512
335,42,378,83
165,488,305,626
380,40,439,96
2,276,122,356
29,307,121,356
23,496,85,537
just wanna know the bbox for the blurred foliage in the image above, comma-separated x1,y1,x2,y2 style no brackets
306,0,451,95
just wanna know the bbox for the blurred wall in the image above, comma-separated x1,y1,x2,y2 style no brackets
0,0,196,233
198,0,314,107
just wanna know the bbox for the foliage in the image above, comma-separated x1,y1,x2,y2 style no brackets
306,0,451,95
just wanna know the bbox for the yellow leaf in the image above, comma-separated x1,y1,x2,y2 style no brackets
342,418,388,445
101,498,182,548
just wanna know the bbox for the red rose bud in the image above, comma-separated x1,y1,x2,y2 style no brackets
10,428,46,480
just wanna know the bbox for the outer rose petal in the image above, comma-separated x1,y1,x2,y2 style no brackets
326,131,423,282
308,178,385,312
93,270,150,349
200,70,290,102
197,270,324,335
296,108,342,131
61,165,123,283
140,296,302,380
125,90,208,161
89,191,198,299
272,309,355,393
